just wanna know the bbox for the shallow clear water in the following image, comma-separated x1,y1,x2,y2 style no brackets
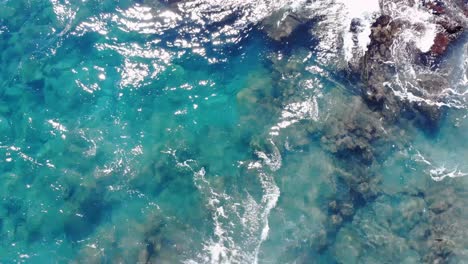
0,0,467,263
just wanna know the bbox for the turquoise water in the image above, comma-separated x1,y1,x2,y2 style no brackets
0,0,467,263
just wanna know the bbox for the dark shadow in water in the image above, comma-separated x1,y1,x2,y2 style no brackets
266,19,321,55
63,187,113,241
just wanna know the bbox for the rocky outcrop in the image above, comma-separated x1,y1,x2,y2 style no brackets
355,0,466,128
424,0,466,56
359,15,401,109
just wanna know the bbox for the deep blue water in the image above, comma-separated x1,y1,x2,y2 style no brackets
0,0,467,263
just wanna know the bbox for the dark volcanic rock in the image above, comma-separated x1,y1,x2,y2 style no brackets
355,0,466,129
357,11,461,128
359,15,404,116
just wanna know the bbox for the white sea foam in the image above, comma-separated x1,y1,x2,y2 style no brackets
337,0,380,61
192,167,280,264
173,140,280,264
252,171,280,263
384,1,438,52
255,140,282,171
413,150,468,182
430,166,468,182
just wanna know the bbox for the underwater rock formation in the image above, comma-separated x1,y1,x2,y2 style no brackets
332,194,424,263
318,96,385,164
73,210,189,263
298,91,397,252
260,10,312,41
421,183,468,263
328,182,468,263
238,0,465,128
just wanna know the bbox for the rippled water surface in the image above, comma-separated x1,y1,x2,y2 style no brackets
0,0,467,263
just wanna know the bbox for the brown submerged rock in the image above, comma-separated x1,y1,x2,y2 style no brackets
319,96,386,163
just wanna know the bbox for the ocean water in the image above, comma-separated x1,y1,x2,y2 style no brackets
0,0,467,263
